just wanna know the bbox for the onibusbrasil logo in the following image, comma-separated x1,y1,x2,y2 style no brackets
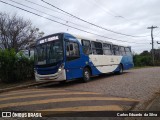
2,112,42,118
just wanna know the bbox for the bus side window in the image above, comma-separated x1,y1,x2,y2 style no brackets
113,47,116,55
66,41,80,61
103,43,112,55
125,47,132,56
66,42,70,56
81,39,92,55
91,41,103,55
119,46,126,55
112,45,120,55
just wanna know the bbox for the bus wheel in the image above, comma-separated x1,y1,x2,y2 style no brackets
83,68,91,82
117,64,123,74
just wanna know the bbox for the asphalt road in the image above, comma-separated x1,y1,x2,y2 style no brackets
0,67,160,118
45,67,160,110
0,88,138,117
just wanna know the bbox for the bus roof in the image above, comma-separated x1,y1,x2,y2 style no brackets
72,34,112,44
71,34,130,48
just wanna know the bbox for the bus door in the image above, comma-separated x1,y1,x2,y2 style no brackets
65,41,83,80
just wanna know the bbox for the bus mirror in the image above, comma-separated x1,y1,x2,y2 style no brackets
70,44,73,51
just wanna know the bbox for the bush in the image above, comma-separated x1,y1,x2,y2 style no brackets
0,49,34,83
133,54,152,67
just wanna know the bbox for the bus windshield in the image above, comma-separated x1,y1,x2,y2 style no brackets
35,40,63,66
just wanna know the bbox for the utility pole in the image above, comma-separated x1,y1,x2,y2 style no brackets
147,26,158,66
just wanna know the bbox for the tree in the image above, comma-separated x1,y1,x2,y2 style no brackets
0,12,44,52
140,50,150,56
133,50,152,66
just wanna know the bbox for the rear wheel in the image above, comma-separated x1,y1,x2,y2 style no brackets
83,68,91,82
116,64,123,75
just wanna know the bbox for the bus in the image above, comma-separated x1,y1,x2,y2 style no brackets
34,33,134,83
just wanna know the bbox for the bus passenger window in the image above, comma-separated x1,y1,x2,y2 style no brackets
119,46,126,55
112,45,120,55
72,43,79,56
113,47,116,55
125,47,132,56
103,43,112,55
91,41,103,55
69,44,74,55
82,40,92,55
66,41,80,61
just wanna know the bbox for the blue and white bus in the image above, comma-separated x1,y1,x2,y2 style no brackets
34,33,134,82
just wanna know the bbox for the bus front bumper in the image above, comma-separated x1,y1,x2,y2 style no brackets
35,70,66,82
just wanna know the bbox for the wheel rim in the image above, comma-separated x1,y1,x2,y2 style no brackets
84,71,90,80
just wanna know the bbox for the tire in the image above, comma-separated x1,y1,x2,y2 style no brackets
83,68,91,82
114,64,123,75
117,64,123,75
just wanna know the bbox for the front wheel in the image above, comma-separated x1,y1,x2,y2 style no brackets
83,68,91,82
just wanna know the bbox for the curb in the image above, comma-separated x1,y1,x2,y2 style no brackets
0,81,54,93
145,92,160,111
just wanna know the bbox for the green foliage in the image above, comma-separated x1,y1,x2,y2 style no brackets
155,60,160,66
0,49,34,83
133,55,152,67
133,50,160,67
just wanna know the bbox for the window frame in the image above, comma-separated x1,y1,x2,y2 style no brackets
112,45,120,55
125,47,132,56
91,41,103,55
81,39,92,55
66,40,80,61
119,46,126,55
103,43,112,55
125,47,131,52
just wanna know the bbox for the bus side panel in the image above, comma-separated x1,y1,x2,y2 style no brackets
63,34,83,80
64,34,90,80
127,56,134,69
121,55,134,70
65,58,84,80
89,55,123,73
90,66,101,75
64,34,101,80
65,53,102,80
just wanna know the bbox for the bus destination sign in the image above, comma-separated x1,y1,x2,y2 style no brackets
39,36,59,44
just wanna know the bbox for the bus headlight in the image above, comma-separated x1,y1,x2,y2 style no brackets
58,68,62,72
58,63,64,72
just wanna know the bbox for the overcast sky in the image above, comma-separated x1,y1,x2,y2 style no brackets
1,0,160,53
